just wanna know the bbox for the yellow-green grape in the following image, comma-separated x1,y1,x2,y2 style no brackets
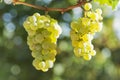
45,60,54,68
86,11,92,17
89,22,103,33
90,50,96,56
32,59,42,70
83,54,92,61
74,48,82,57
72,40,85,48
34,33,44,44
70,32,79,41
89,12,99,20
71,21,80,32
95,9,102,15
70,3,103,61
23,13,62,72
42,41,56,50
81,34,93,42
81,18,90,26
84,3,92,11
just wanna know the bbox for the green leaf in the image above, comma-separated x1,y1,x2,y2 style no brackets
94,0,119,9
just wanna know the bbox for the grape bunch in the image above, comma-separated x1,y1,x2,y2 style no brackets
23,13,62,72
70,3,103,60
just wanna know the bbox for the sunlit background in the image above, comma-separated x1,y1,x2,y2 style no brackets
0,0,120,80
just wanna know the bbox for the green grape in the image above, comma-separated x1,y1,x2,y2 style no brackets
84,3,92,11
71,21,80,32
90,50,96,56
39,61,46,69
83,54,92,61
81,18,90,26
34,33,44,44
86,11,92,17
34,13,41,19
23,21,31,31
46,50,57,61
42,41,56,50
89,12,98,20
74,47,82,57
70,3,103,61
86,43,94,51
72,40,85,48
81,34,93,42
30,23,38,31
70,33,79,41
32,59,41,70
31,51,43,59
95,9,102,15
89,22,103,33
41,29,52,38
27,29,36,36
23,13,62,72
45,60,54,68
47,24,62,38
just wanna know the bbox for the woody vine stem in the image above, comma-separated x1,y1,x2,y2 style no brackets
13,0,92,13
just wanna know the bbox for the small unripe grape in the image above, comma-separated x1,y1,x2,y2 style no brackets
84,3,92,11
95,9,102,15
86,11,92,17
90,12,98,20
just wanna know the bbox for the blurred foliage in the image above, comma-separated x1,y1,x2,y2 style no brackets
94,0,119,9
0,0,120,80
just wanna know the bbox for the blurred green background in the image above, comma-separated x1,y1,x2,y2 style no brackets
0,0,120,80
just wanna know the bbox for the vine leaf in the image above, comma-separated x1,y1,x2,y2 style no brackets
94,0,119,9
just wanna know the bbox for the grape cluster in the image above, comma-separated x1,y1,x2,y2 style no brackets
70,3,103,60
23,13,62,72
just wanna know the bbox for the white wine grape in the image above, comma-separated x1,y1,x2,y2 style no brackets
23,13,62,72
70,3,103,61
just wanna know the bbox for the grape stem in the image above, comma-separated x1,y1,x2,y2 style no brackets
13,0,92,13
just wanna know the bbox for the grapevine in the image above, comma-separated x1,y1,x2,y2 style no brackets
23,13,62,72
70,3,103,60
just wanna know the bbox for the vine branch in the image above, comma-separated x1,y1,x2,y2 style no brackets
13,0,92,13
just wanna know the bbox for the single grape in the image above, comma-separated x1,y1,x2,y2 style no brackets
83,54,92,61
95,9,102,15
74,48,82,57
84,3,92,11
